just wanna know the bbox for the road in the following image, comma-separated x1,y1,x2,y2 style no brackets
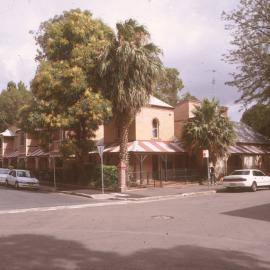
0,186,269,270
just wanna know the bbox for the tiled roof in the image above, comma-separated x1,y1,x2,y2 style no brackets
234,122,270,145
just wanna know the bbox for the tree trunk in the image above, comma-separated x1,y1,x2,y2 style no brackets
118,115,130,192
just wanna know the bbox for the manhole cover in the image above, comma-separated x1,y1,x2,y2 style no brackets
151,215,174,220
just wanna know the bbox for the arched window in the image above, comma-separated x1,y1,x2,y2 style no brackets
152,118,159,138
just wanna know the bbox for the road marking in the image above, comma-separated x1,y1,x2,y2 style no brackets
0,190,216,215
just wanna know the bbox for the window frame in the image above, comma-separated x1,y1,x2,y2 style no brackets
152,118,159,138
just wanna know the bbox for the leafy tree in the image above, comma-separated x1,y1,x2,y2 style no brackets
24,9,112,165
99,19,163,190
154,67,183,106
241,104,270,138
179,92,198,101
0,81,32,132
222,0,270,105
183,98,235,164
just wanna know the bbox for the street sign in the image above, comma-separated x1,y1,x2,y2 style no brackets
97,145,104,158
202,149,209,158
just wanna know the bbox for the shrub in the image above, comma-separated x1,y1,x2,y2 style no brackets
89,165,118,190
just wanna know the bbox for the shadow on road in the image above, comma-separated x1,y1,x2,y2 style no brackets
216,188,250,193
222,203,270,222
0,234,269,270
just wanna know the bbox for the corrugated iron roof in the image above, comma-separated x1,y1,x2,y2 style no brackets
0,129,15,137
4,150,18,158
103,140,185,153
148,96,173,109
234,122,270,145
228,144,270,155
28,147,49,157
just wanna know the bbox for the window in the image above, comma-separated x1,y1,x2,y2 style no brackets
152,118,159,138
20,132,25,146
231,170,250,175
253,170,265,176
17,170,31,178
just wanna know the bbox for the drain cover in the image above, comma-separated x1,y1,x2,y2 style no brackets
151,215,174,220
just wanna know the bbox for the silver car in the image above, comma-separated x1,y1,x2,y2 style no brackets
0,168,10,184
6,169,39,189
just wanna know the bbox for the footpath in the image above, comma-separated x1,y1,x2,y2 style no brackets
40,182,223,202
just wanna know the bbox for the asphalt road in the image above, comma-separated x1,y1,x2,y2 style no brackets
0,187,269,270
0,186,93,210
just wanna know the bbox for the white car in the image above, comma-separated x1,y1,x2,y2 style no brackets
6,169,39,189
0,168,10,184
223,169,270,192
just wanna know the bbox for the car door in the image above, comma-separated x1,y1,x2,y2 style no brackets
255,170,266,187
10,170,16,186
6,171,12,184
259,171,269,186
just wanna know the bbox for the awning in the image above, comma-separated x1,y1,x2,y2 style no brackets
103,140,186,153
3,151,19,158
27,147,49,157
228,145,270,155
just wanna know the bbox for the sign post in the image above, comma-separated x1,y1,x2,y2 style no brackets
97,145,105,194
53,156,56,191
202,150,210,188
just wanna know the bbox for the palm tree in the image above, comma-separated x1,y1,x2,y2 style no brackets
99,19,163,191
183,98,235,166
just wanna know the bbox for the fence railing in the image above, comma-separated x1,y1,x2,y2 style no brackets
127,168,199,187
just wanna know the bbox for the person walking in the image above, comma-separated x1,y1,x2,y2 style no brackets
210,166,216,185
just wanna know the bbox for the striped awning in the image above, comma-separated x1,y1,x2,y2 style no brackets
3,151,19,158
228,145,270,155
27,147,49,157
103,140,186,153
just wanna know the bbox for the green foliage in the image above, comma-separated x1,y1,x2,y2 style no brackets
183,98,235,163
99,18,163,164
222,0,270,105
241,104,270,138
89,165,118,190
0,81,32,132
179,92,198,101
99,18,163,115
23,9,113,161
155,67,184,106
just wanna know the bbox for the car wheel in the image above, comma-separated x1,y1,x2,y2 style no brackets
251,182,257,192
15,182,19,189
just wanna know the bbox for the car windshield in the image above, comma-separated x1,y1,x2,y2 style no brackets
17,171,32,178
0,169,9,174
231,170,250,175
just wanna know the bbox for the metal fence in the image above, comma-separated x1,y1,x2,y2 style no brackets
127,168,199,187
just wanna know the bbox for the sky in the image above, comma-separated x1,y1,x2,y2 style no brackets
0,0,243,120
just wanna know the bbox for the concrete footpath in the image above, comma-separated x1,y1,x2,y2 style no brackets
41,182,223,201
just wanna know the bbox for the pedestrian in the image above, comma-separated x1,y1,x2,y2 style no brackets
210,166,216,185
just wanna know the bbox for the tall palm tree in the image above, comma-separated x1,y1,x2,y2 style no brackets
99,19,163,191
183,98,235,165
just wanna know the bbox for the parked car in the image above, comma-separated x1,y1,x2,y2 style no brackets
0,168,10,184
223,169,270,192
6,169,39,189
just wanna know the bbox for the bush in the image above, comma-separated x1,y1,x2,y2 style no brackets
89,165,118,190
